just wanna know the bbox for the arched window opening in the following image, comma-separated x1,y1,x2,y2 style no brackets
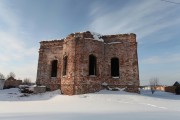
63,56,68,76
111,58,119,77
51,60,58,77
89,54,97,75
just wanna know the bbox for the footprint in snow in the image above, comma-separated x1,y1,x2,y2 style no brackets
140,103,168,109
79,95,88,98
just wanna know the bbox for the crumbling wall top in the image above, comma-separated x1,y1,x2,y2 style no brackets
39,31,136,48
102,33,136,38
40,39,64,48
102,33,136,43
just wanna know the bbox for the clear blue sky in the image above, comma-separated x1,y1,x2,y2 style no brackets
0,0,180,85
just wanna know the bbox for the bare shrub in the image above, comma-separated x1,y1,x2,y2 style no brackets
149,77,159,94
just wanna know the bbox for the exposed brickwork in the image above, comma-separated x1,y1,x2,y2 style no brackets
36,31,139,95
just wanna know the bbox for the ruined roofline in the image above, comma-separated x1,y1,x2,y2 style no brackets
102,33,136,37
40,39,64,43
39,31,136,43
40,39,64,48
72,31,136,36
66,31,136,42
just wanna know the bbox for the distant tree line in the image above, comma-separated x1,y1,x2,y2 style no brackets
149,77,159,94
0,72,33,85
0,72,5,79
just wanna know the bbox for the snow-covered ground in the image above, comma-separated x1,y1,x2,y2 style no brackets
0,88,180,120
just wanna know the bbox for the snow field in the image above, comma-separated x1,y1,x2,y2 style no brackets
0,88,180,120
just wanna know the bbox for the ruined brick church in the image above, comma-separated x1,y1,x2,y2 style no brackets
36,31,139,95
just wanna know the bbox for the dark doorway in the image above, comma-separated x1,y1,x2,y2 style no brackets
89,54,97,75
111,58,119,77
63,56,68,76
51,60,58,77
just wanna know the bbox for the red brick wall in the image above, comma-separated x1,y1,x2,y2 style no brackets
36,40,63,90
36,31,139,95
61,35,76,94
165,86,176,93
103,34,139,87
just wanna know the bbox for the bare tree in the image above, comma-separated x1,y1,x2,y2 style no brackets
0,73,5,79
149,77,159,94
7,72,16,79
23,78,32,85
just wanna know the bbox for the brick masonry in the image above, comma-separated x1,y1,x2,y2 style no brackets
36,31,139,95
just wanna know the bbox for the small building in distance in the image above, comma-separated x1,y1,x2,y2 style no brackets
173,81,180,95
4,77,22,89
173,81,180,87
165,81,180,94
36,31,139,95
